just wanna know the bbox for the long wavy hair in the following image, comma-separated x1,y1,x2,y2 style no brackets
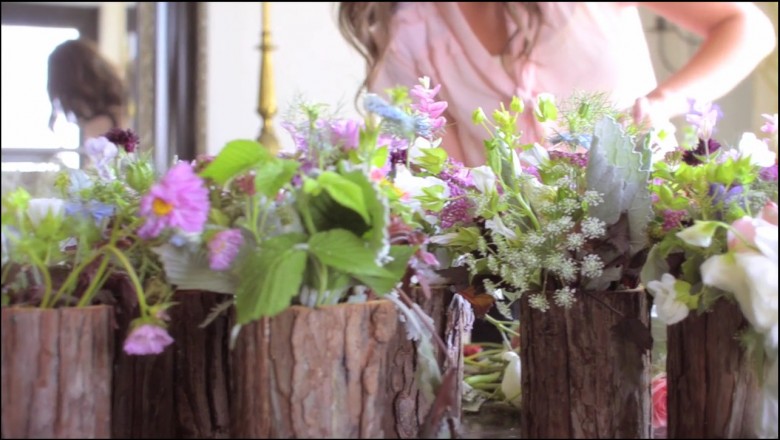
47,39,126,128
338,2,543,92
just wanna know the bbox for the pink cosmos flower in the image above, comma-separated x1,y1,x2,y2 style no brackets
651,373,668,429
138,162,209,239
208,228,244,271
123,324,174,355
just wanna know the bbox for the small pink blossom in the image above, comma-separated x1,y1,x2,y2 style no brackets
138,162,210,239
123,324,174,355
410,77,448,136
651,373,668,429
208,228,244,271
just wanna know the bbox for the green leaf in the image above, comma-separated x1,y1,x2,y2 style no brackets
354,245,416,295
200,140,272,185
341,170,390,261
586,117,652,256
234,233,308,323
255,158,300,198
318,171,370,223
413,147,449,174
371,146,390,169
308,229,394,278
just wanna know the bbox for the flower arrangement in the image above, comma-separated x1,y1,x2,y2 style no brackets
1,129,174,355
640,105,778,437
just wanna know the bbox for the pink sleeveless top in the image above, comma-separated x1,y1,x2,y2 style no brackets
371,2,658,166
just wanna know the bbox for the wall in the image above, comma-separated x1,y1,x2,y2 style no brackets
205,2,364,155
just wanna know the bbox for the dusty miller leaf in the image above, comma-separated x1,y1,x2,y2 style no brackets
586,117,652,256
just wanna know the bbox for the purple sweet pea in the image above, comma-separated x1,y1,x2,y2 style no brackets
760,163,778,181
686,100,723,141
123,324,174,355
208,229,244,271
329,119,362,150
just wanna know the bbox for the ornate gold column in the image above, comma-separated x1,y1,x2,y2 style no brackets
257,2,280,154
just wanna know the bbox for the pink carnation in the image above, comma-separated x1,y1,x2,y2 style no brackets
123,324,174,355
651,373,668,429
138,162,210,239
208,228,244,271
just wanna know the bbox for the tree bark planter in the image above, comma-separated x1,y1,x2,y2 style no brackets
111,288,233,439
231,300,399,439
666,298,759,439
1,305,114,439
381,287,473,438
519,289,652,439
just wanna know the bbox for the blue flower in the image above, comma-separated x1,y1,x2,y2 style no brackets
65,200,115,223
363,94,417,136
549,132,592,149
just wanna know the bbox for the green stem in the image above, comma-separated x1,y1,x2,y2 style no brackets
485,314,519,337
51,249,105,307
75,254,111,308
102,244,149,315
464,371,502,386
30,255,53,308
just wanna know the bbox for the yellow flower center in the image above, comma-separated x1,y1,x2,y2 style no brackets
152,198,173,216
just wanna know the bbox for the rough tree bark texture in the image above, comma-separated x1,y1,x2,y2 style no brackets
1,306,114,439
231,300,398,439
381,288,472,438
667,299,759,439
520,290,652,439
111,289,233,439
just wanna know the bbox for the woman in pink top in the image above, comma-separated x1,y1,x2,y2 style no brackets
339,2,776,166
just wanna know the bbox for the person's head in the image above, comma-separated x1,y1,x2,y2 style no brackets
337,2,543,92
47,38,126,129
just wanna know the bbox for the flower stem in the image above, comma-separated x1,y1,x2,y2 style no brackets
102,244,149,315
30,255,53,308
75,254,111,308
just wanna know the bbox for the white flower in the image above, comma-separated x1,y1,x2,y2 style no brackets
27,198,65,227
646,273,690,325
84,136,118,181
701,254,778,337
393,165,449,211
485,216,517,240
501,351,522,407
676,221,719,248
428,233,460,245
470,166,497,194
408,136,443,162
647,121,679,163
736,132,776,168
518,143,549,168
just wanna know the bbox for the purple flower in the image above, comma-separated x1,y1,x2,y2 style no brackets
682,138,721,166
760,163,778,181
662,210,687,232
761,113,778,135
329,119,362,150
104,128,140,153
440,197,474,229
550,150,588,168
709,184,744,209
208,229,244,271
282,121,310,153
685,99,723,140
123,324,174,355
138,162,210,239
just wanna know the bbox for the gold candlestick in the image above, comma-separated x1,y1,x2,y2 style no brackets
257,2,280,154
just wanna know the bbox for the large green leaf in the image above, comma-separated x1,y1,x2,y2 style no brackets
341,169,390,262
234,233,308,323
586,117,652,256
354,245,416,295
254,158,300,198
318,171,370,223
200,140,272,185
308,229,395,278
